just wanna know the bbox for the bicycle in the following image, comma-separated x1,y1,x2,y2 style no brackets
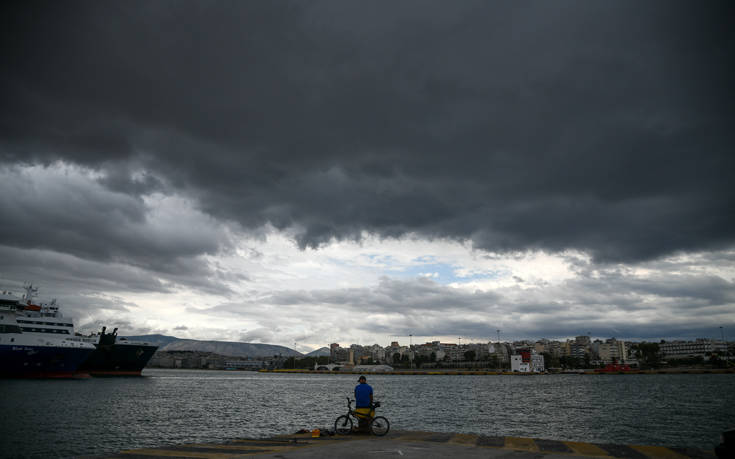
334,397,390,436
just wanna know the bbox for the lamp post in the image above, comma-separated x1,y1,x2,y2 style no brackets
497,330,501,370
720,327,727,362
409,334,413,369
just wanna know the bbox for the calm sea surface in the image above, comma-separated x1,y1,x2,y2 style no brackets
1,369,733,458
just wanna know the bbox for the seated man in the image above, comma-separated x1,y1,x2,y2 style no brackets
354,375,374,431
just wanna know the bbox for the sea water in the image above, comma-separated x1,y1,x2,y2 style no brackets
1,369,732,458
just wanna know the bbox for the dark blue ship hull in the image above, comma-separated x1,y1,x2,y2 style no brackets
76,327,159,376
77,342,158,376
0,343,94,378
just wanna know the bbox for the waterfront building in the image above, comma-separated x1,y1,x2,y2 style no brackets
596,338,628,364
590,339,602,360
350,344,370,362
510,355,527,371
561,341,571,357
624,341,636,358
510,350,545,372
488,342,509,366
442,343,463,362
330,343,350,363
659,339,727,360
414,342,435,360
365,344,386,362
384,342,403,359
224,360,264,370
568,341,590,359
414,342,446,362
546,340,563,356
329,343,340,361
530,353,545,372
467,342,489,360
148,351,226,369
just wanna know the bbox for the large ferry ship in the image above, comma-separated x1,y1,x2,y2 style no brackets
2,285,159,377
0,287,96,378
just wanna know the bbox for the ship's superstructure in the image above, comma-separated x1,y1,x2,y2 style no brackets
0,287,96,378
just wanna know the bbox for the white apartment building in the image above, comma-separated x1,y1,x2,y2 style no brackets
659,339,727,360
510,351,545,372
597,339,627,364
443,344,464,362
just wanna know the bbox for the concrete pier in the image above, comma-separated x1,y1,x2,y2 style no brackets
93,430,715,459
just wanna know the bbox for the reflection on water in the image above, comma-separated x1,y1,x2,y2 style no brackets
1,369,732,458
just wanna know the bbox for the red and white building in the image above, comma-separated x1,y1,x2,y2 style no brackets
510,350,545,372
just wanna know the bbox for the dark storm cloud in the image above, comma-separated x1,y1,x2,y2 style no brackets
0,246,169,294
2,0,734,262
0,164,232,283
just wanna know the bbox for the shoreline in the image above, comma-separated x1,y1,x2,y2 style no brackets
257,367,735,376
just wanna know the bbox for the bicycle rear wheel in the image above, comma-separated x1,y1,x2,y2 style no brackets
369,416,390,436
334,415,353,435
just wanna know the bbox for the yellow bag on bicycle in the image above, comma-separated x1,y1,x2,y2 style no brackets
354,407,374,419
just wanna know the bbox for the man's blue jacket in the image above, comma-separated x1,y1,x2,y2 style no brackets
354,382,373,408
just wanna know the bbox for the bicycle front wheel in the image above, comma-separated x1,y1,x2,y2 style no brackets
369,416,390,436
334,415,353,435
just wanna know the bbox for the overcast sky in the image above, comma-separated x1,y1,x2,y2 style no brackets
1,1,733,351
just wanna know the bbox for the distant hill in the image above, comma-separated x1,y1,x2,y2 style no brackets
120,335,302,358
161,339,301,358
306,347,330,357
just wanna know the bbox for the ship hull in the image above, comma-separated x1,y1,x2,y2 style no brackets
78,342,158,376
0,344,94,378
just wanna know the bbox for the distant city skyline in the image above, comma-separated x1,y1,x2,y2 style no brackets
321,332,734,354
126,328,731,355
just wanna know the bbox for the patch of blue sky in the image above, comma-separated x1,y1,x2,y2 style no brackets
412,255,439,264
362,253,399,267
400,263,455,281
351,254,509,284
453,266,510,280
394,262,506,284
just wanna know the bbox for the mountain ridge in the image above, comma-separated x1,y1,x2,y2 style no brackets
122,334,306,358
305,346,330,357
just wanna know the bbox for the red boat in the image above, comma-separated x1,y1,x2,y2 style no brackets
595,361,634,373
